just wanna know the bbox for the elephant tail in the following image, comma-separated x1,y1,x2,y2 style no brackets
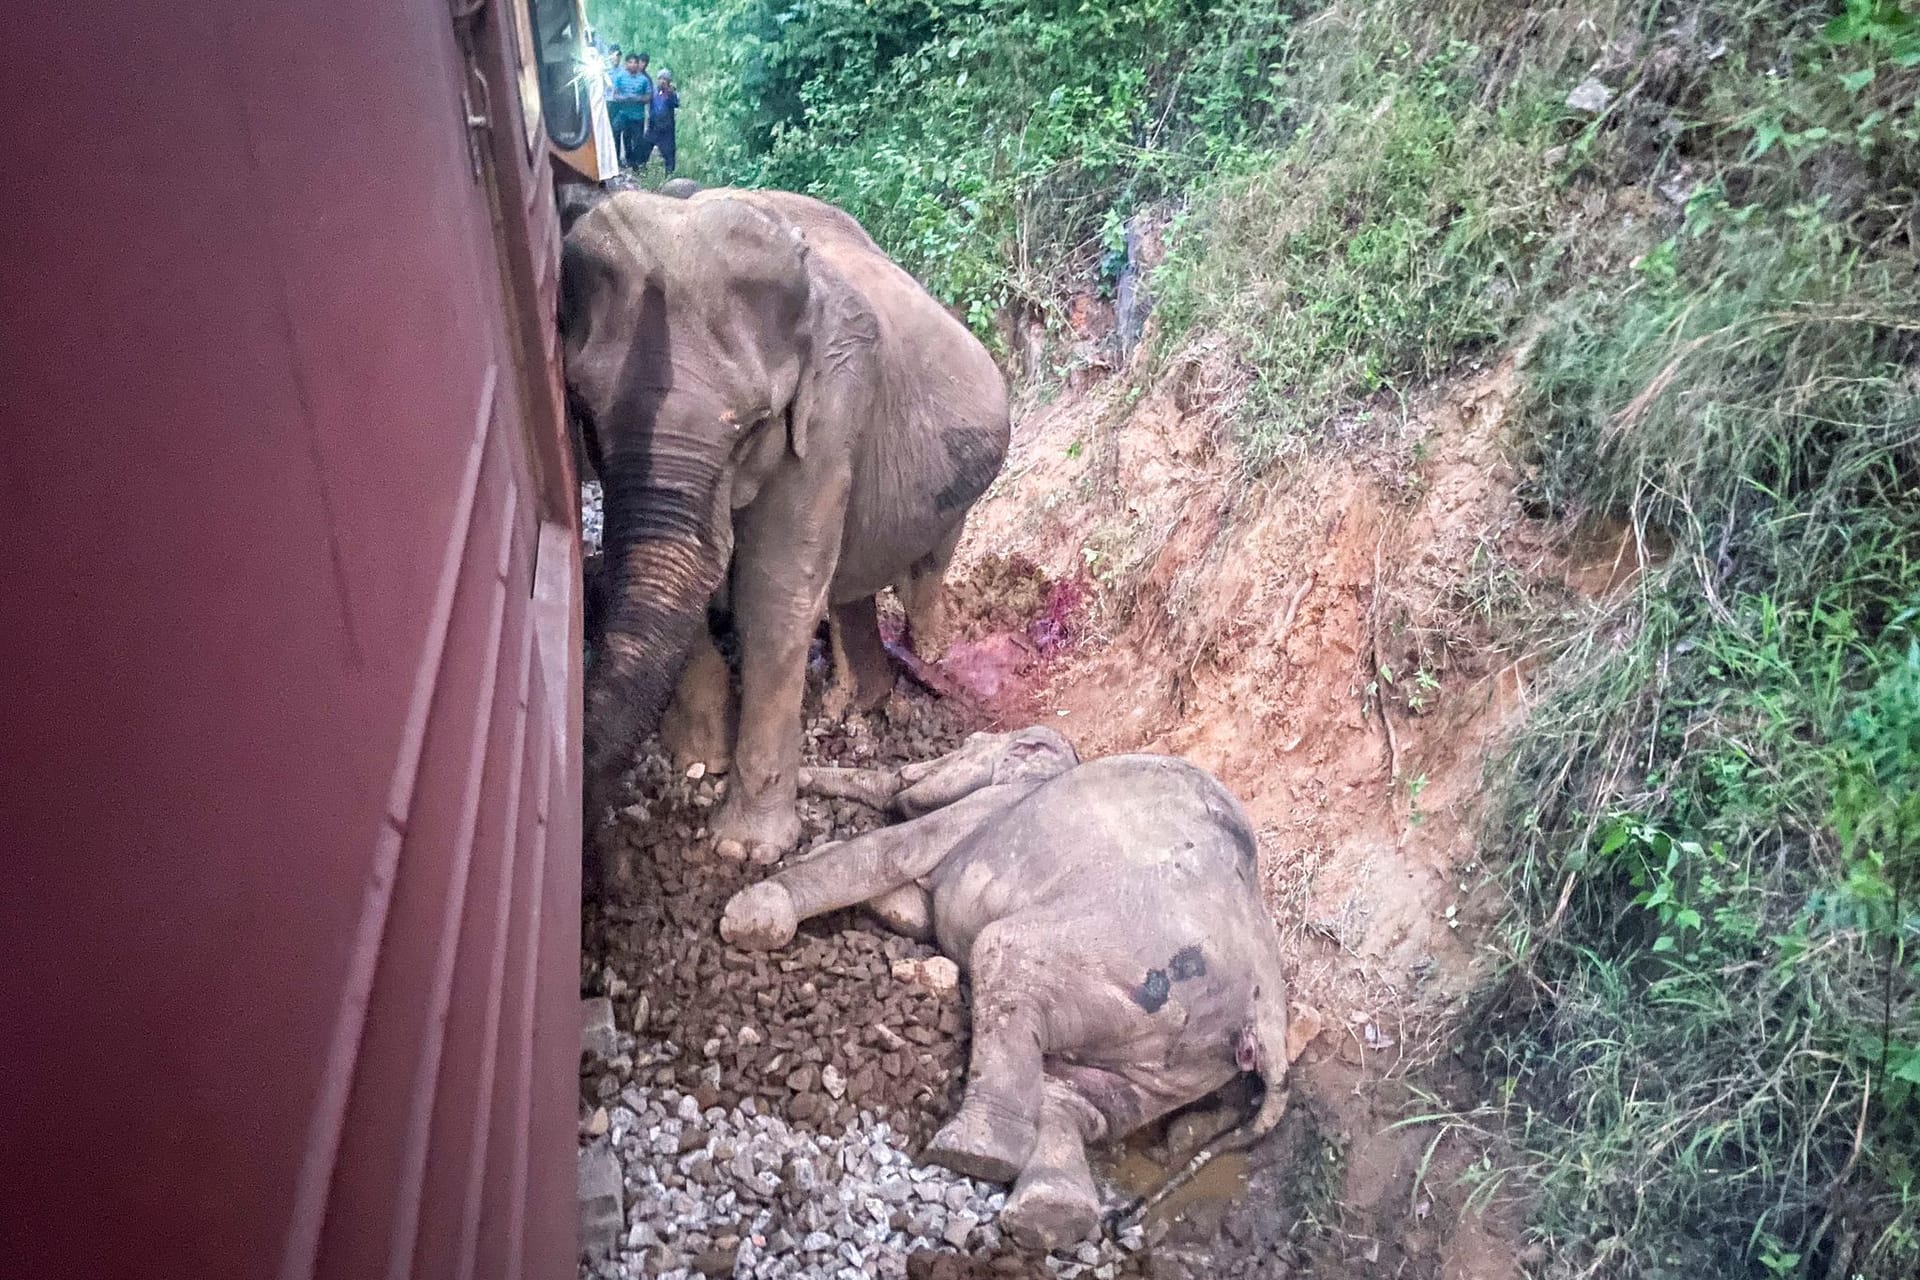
1104,977,1292,1239
1245,977,1292,1138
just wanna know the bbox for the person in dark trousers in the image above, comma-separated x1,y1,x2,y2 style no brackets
607,52,652,170
635,70,680,175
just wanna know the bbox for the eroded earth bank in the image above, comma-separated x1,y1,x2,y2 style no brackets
577,327,1603,1280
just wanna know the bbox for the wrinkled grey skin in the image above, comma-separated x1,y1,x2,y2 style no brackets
720,729,1291,1251
562,189,1010,859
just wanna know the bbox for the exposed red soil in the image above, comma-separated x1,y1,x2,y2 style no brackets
912,336,1606,1277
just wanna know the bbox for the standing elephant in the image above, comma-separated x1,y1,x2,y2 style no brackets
718,729,1293,1251
562,189,1010,858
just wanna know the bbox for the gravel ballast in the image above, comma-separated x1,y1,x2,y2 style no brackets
576,631,1298,1278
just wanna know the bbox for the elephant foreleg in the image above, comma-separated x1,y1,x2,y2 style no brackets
660,626,736,775
719,784,1016,948
710,467,848,863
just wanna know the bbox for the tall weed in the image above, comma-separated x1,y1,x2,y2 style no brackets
1153,31,1558,461
1482,9,1920,1269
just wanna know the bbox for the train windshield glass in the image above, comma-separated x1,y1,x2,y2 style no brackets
530,0,589,149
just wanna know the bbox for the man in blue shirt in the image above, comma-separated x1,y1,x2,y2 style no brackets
634,70,680,176
606,52,652,171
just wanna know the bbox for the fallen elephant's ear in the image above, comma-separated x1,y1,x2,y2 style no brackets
992,736,1072,784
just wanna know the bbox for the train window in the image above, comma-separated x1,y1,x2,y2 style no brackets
529,0,589,150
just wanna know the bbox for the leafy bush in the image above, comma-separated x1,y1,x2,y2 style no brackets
1478,7,1920,1270
592,0,1301,333
1152,30,1558,462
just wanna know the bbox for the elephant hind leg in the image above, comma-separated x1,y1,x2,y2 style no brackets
822,595,894,721
660,626,736,776
926,920,1046,1183
894,526,963,660
1000,1080,1104,1252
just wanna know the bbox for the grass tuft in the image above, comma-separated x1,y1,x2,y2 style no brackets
1152,25,1561,464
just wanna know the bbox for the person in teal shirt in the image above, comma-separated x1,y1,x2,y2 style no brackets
607,52,652,170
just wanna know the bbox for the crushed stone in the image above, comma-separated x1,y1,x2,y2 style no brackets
579,665,1287,1278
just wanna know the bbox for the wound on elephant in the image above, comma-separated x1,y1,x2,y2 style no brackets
1235,1022,1261,1072
1168,945,1207,981
1131,944,1207,1012
1132,969,1171,1013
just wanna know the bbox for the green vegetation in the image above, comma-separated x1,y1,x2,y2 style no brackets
586,0,1920,1273
1477,7,1920,1273
593,0,1298,333
1150,22,1560,463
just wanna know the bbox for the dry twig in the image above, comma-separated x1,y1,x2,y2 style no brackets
1366,531,1402,785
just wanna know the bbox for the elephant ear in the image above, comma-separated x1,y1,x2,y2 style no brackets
989,728,1078,785
675,198,813,454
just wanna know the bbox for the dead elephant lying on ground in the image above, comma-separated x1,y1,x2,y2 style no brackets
719,728,1291,1251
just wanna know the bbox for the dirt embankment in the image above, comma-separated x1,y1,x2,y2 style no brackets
581,311,1619,1280
930,327,1606,1276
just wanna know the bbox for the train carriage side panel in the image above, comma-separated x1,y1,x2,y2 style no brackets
0,2,583,1278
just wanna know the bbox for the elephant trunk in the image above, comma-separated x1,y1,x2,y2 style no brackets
797,765,905,808
584,451,730,825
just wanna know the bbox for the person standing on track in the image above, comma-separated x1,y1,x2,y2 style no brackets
635,70,680,177
607,51,652,172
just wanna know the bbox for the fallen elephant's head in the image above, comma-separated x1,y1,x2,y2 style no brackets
894,725,1079,817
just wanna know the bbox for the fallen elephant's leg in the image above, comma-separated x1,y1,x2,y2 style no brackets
719,785,1017,949
1000,1080,1104,1252
866,882,934,941
925,920,1046,1182
796,764,904,808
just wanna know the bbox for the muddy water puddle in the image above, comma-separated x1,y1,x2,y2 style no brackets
1105,1145,1252,1236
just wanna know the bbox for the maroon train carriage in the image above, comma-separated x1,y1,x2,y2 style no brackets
1,1,618,1276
